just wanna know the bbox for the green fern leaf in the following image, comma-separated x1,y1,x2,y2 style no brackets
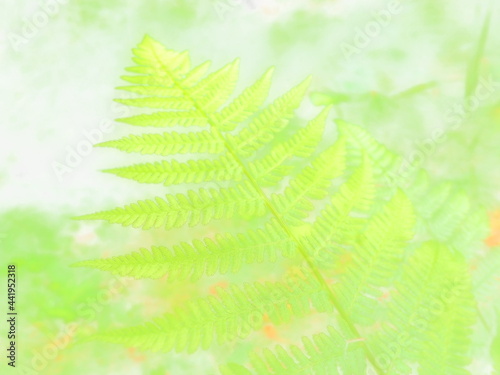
249,106,330,186
74,36,484,375
333,190,415,325
271,137,346,225
72,220,296,280
228,77,311,157
211,67,274,131
220,326,365,375
372,242,475,374
102,156,241,186
95,130,224,156
89,277,331,354
76,181,266,230
306,155,376,258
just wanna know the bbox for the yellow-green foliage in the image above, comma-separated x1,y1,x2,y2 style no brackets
74,36,488,374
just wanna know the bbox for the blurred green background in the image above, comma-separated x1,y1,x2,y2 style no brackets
1,0,499,374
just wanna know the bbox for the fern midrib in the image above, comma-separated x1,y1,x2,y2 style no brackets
148,50,384,375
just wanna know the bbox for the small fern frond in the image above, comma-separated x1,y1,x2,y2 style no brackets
116,110,207,127
406,172,489,255
95,130,224,156
416,266,476,374
187,59,240,112
336,119,400,176
229,77,311,157
72,220,297,280
339,121,489,257
307,156,376,255
102,156,240,186
373,241,476,374
333,190,415,325
272,138,346,225
75,181,266,230
249,106,329,186
211,67,274,131
220,326,365,375
114,95,193,110
88,278,331,354
472,248,500,313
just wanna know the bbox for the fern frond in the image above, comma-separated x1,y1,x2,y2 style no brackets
336,119,400,176
75,181,265,230
75,36,485,374
220,326,366,375
72,220,297,280
249,106,329,186
472,249,500,310
117,110,207,127
116,37,240,128
373,241,476,375
271,138,346,225
186,59,240,112
306,156,376,258
339,121,489,256
102,156,241,186
333,190,415,325
406,172,489,255
116,84,183,97
95,130,224,156
120,36,190,86
88,278,331,354
114,95,193,110
211,67,274,131
229,77,311,157
416,264,476,375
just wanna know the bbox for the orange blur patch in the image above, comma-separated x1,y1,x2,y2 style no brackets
209,281,229,296
377,291,391,302
263,324,278,339
326,278,338,285
333,252,353,275
127,347,146,363
262,324,290,344
262,313,271,323
75,230,97,245
485,210,500,247
263,324,279,341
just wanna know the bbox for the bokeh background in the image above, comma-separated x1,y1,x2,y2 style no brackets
1,0,499,374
